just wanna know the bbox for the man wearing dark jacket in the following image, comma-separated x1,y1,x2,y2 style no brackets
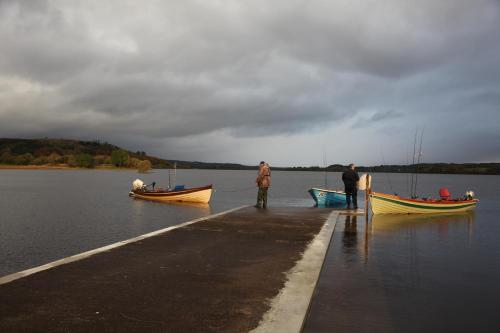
342,163,360,209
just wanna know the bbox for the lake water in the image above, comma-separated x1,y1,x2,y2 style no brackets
1,169,500,330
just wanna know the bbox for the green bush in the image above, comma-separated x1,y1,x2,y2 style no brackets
75,153,95,168
138,160,152,173
111,149,129,167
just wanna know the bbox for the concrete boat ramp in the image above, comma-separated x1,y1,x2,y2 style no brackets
0,206,357,332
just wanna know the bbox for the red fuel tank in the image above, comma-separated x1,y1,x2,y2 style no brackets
439,188,451,200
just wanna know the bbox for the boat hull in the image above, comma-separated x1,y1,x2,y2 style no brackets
369,191,478,214
308,188,347,207
131,185,213,204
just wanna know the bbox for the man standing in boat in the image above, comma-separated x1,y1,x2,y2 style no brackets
255,161,271,208
342,163,360,209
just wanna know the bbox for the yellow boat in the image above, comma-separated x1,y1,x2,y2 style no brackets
369,191,478,215
130,184,213,204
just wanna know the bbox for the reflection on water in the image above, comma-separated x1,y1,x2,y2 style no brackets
371,212,475,231
132,198,213,211
371,212,476,245
131,199,212,230
341,214,372,265
131,199,145,227
342,215,358,254
305,208,499,332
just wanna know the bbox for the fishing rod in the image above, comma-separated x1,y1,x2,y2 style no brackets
323,150,328,189
410,127,418,198
380,148,394,194
173,162,177,188
406,144,410,198
413,126,425,198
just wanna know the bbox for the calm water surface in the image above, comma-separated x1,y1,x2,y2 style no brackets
1,169,500,330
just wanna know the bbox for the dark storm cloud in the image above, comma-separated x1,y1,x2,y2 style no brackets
1,0,500,164
0,0,104,83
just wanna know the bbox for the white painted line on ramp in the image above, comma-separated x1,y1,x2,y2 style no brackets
250,211,339,333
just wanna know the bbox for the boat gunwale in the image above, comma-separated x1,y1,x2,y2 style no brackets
309,188,346,195
132,184,213,197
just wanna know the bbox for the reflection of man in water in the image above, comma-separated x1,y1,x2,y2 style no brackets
342,215,358,252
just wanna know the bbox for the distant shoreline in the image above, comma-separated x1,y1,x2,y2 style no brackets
2,138,499,175
1,164,500,176
0,164,137,171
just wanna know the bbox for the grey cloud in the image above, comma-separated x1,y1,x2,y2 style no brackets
1,0,500,164
264,0,500,78
0,1,105,83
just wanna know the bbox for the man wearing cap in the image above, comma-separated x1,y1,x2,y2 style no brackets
255,161,271,208
342,163,360,209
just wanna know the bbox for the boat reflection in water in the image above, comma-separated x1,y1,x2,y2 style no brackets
131,197,212,228
370,211,475,239
133,198,210,208
338,211,477,266
132,198,211,210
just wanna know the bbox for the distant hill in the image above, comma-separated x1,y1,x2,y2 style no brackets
289,163,500,175
356,163,500,175
0,138,253,170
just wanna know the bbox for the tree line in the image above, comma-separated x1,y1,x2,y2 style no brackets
284,163,500,175
0,139,153,172
0,149,151,172
2,138,499,175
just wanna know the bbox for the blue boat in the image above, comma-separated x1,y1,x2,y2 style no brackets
308,188,347,207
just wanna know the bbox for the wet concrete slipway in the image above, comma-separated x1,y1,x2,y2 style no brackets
0,206,346,332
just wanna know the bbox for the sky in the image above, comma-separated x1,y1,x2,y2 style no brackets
1,0,499,167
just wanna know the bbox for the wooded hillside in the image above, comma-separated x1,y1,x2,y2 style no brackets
0,138,166,169
0,138,251,170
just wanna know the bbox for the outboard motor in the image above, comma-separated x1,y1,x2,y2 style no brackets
465,190,475,200
132,179,145,190
439,188,451,200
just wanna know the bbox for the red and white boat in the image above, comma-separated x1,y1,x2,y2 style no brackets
129,179,212,204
